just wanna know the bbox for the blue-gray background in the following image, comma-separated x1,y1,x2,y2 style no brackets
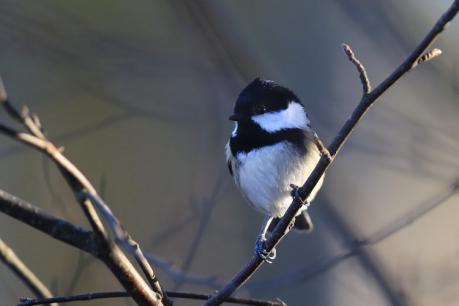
0,1,458,305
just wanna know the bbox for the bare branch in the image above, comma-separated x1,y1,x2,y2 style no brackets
0,83,164,305
0,190,162,304
0,78,45,139
205,1,459,305
0,238,57,306
249,179,459,290
0,189,97,254
0,121,107,239
342,43,371,94
18,291,286,306
79,191,170,303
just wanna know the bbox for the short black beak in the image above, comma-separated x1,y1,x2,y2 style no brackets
229,114,244,121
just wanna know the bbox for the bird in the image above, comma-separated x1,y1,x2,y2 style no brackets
225,78,325,262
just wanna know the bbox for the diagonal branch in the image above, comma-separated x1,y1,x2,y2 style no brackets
0,78,165,306
0,238,57,306
79,191,168,301
248,179,459,290
0,189,97,254
0,190,163,305
205,1,459,305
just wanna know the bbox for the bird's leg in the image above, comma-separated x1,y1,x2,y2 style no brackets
255,216,276,263
290,184,310,208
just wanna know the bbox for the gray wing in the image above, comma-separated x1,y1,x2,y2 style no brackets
225,141,234,176
227,160,233,176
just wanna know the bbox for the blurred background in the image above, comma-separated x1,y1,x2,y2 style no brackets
0,1,458,305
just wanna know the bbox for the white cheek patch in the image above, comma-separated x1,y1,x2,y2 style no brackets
252,102,309,133
231,122,238,137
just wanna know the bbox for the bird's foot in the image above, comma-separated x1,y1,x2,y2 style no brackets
255,234,276,263
290,184,310,207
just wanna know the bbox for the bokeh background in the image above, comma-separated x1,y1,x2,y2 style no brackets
0,1,458,305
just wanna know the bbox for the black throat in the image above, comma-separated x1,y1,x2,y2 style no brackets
230,120,306,155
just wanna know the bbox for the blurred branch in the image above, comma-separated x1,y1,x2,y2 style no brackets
173,172,225,290
365,179,458,244
18,290,286,306
146,254,221,289
0,77,165,306
65,251,95,295
205,1,459,305
0,238,57,306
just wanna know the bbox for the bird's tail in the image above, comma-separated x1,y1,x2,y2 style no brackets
267,210,314,233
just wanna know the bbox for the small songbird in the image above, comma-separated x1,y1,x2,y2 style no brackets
225,78,324,261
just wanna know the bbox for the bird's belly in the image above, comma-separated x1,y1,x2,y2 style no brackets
235,142,323,217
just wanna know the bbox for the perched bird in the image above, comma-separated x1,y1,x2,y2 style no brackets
225,78,324,261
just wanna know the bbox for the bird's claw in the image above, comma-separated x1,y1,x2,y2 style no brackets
290,184,309,207
290,184,300,199
255,235,276,263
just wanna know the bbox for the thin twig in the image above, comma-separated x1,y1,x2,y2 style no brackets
18,291,286,306
0,77,164,306
342,43,371,94
0,238,57,306
0,111,107,240
173,172,225,290
79,191,169,303
65,251,95,295
205,1,459,305
0,186,222,297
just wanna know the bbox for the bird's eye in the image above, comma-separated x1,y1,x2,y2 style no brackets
253,105,267,115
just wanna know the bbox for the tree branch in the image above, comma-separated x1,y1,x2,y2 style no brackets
248,179,459,290
0,190,160,305
205,1,459,305
0,190,97,254
342,43,371,94
0,78,165,305
79,191,168,302
0,238,57,306
18,291,286,306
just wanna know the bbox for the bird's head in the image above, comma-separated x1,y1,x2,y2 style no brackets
229,78,310,135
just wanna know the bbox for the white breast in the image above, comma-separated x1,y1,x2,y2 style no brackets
228,141,323,217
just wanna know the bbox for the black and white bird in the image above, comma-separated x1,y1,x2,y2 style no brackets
225,78,324,261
